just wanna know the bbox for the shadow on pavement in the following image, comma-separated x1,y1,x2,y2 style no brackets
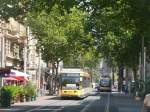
45,96,84,100
0,105,62,112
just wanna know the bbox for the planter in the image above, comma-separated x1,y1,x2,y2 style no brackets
20,94,25,102
25,96,31,102
31,96,36,101
15,94,21,103
1,89,11,107
11,97,15,104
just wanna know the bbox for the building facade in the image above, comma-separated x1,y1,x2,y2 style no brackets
26,28,46,87
0,18,46,89
0,18,26,69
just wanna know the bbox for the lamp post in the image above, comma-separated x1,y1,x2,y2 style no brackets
141,36,146,81
24,26,30,73
0,22,5,87
24,39,27,73
144,47,146,81
38,49,41,94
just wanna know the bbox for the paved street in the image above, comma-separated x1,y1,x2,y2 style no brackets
0,91,144,112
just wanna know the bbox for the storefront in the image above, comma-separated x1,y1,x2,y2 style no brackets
0,69,31,86
0,68,11,86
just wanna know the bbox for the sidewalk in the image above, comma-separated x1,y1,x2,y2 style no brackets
12,95,57,106
0,95,58,112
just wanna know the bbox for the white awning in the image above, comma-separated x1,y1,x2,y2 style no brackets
10,69,31,77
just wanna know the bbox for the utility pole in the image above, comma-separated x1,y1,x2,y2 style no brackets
141,36,146,81
144,47,146,81
2,35,5,68
24,26,30,73
0,22,5,87
139,52,141,80
38,49,41,90
37,49,41,96
24,39,27,73
0,31,3,68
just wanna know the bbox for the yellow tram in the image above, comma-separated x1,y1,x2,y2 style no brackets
59,68,91,98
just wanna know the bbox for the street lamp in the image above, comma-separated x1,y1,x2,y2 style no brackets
141,36,146,81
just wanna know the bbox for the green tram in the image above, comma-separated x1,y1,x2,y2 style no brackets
99,76,111,92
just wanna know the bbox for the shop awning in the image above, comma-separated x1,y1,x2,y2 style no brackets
14,76,27,81
10,69,31,77
3,77,18,81
0,68,11,77
4,76,27,81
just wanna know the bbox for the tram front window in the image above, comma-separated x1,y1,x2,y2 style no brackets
62,77,80,90
100,79,111,87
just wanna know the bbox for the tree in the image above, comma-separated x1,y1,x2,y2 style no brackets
75,0,150,91
1,0,100,94
0,0,77,22
27,5,93,94
79,0,150,78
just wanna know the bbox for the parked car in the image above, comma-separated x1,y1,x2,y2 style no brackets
92,83,100,91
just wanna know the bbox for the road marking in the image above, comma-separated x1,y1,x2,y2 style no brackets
24,100,59,112
105,93,110,112
25,106,43,112
52,106,64,112
0,109,25,111
80,101,95,112
80,96,99,112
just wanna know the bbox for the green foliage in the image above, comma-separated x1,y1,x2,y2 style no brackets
24,81,36,97
78,0,150,72
1,85,24,98
134,80,145,97
0,0,27,21
3,0,150,79
0,0,78,22
144,76,150,95
27,5,94,68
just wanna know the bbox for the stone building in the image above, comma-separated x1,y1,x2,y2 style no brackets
26,28,46,87
0,18,46,88
0,18,26,69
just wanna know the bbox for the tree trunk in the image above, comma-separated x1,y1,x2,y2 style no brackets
52,62,55,94
133,67,138,81
47,62,54,95
112,67,115,85
48,75,53,95
55,61,59,95
118,66,124,92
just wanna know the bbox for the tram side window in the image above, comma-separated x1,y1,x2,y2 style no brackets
82,77,90,88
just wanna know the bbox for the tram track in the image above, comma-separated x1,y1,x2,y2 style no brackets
80,92,110,112
104,93,110,112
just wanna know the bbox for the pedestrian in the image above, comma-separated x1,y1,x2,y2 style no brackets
124,85,128,94
122,80,126,93
144,94,150,112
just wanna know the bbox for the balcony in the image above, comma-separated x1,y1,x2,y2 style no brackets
18,38,25,44
5,51,20,60
6,52,16,59
8,18,20,35
19,24,27,38
4,32,18,40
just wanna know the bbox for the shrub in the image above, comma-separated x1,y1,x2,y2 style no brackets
24,81,36,97
134,80,145,97
1,86,17,98
144,76,150,95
